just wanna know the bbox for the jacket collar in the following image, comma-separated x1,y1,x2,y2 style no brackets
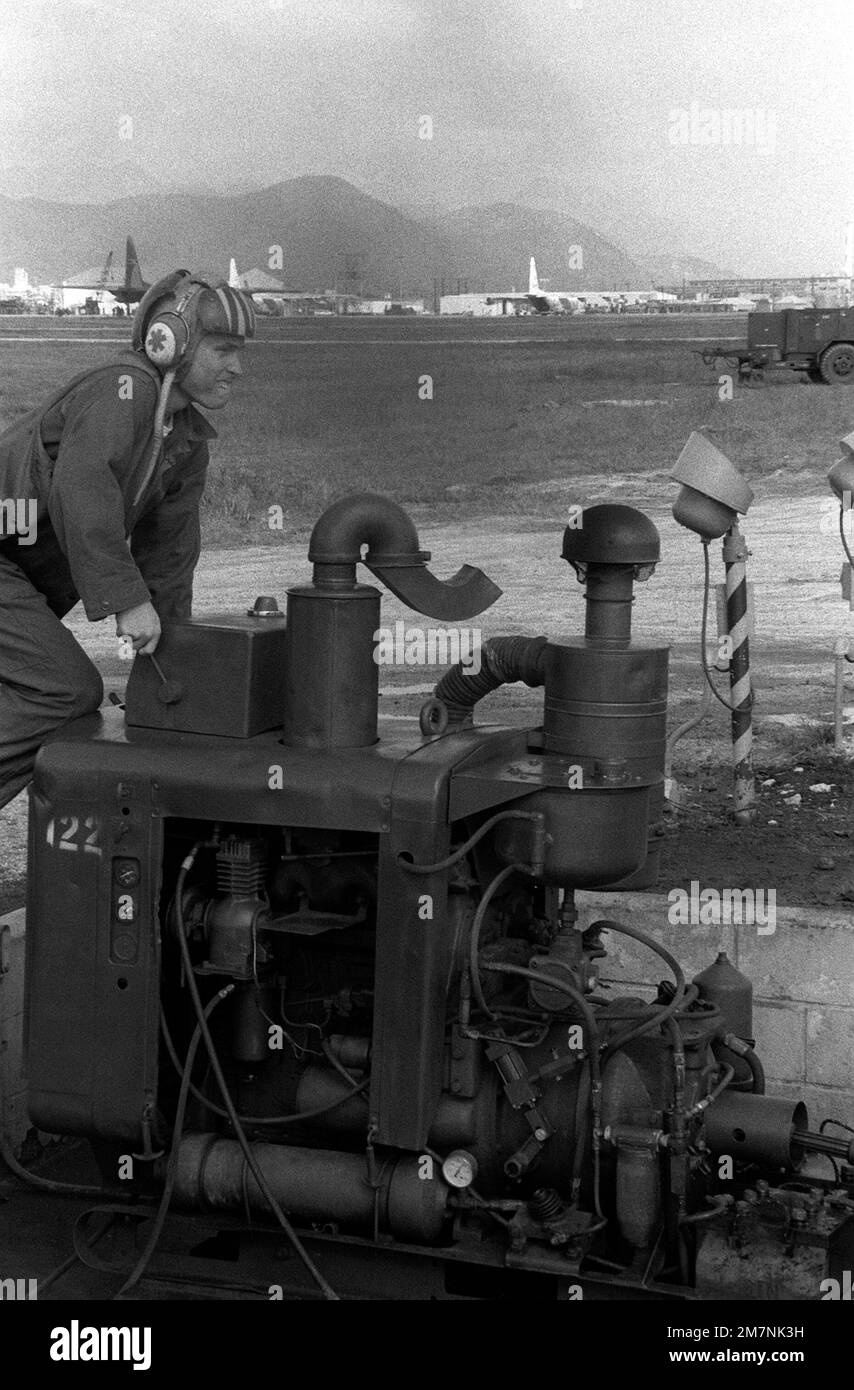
183,403,218,442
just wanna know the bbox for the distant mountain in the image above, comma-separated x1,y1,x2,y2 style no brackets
0,175,718,297
0,177,449,293
419,203,651,290
396,201,455,223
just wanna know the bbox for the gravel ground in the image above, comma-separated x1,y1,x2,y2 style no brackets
2,477,853,913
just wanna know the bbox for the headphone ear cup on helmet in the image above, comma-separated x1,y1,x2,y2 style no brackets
132,269,192,353
143,309,192,368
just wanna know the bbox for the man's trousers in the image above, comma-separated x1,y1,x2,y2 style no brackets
0,549,103,811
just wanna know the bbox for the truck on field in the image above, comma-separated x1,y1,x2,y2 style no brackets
701,307,854,385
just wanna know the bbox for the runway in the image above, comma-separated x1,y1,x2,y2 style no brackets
0,333,745,348
0,310,748,352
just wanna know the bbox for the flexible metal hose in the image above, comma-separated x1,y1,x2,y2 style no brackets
433,635,549,724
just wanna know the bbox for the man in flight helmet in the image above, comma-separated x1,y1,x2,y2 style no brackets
0,270,256,811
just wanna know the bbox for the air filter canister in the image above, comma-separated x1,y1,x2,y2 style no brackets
543,638,669,779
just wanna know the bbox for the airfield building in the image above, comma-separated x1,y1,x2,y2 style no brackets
687,275,851,304
351,297,425,314
440,294,520,315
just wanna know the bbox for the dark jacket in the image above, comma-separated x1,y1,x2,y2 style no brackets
0,352,216,621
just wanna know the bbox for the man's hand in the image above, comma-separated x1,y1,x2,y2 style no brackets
116,600,161,655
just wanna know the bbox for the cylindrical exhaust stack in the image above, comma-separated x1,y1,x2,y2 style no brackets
282,492,502,749
283,582,381,748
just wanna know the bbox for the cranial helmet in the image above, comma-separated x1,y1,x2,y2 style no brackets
132,271,256,376
129,273,256,509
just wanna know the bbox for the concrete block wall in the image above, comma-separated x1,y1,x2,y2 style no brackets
577,892,854,1130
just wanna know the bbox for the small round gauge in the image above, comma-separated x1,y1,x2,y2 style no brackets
441,1149,478,1189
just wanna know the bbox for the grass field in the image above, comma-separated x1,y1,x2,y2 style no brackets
3,314,854,544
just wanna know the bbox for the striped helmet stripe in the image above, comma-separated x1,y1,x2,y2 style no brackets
190,284,256,339
232,289,246,337
213,286,237,335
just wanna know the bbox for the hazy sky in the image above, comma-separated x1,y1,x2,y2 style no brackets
1,0,853,274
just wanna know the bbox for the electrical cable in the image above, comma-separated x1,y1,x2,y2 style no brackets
132,367,177,507
817,1118,853,1181
679,1197,732,1226
159,1006,368,1126
570,1060,591,1200
468,862,526,1016
72,1205,157,1275
815,1152,841,1183
172,847,338,1301
38,1250,86,1295
72,1204,281,1296
684,1065,735,1120
39,1206,119,1295
0,1128,107,1198
674,985,701,1013
717,1034,765,1095
700,540,746,713
480,962,601,1067
665,679,712,780
398,810,541,875
595,921,686,1057
595,987,704,1026
116,983,232,1298
820,1118,854,1137
479,959,606,1227
320,1037,361,1086
641,1224,665,1288
466,1022,550,1048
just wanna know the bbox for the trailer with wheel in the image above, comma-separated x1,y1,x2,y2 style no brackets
700,306,854,385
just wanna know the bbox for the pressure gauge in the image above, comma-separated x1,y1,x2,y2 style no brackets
441,1149,478,1189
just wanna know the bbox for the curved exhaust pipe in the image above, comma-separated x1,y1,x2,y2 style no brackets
308,492,501,621
284,493,502,747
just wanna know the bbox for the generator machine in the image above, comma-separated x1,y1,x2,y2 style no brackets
22,494,854,1299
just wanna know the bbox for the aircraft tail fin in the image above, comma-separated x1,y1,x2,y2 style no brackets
99,249,114,287
228,257,240,288
125,237,144,289
529,257,540,294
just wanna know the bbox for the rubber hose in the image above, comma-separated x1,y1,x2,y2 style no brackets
434,635,549,724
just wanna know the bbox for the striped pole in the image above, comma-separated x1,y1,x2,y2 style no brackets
723,524,755,824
